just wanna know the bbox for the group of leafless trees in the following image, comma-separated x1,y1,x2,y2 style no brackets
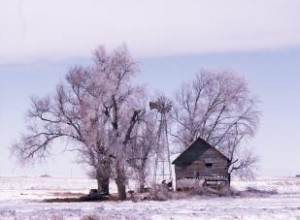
12,45,260,200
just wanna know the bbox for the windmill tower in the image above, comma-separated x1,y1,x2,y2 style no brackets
149,96,172,185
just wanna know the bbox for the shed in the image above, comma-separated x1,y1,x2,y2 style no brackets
172,137,229,190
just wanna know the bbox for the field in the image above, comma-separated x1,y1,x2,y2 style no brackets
0,176,300,219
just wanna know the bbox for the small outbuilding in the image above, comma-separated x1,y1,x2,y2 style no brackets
172,137,229,190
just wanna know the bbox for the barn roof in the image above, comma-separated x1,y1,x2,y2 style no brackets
172,137,228,165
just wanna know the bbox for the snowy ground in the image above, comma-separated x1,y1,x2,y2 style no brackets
1,176,300,219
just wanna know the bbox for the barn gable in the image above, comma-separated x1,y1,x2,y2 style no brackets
172,137,228,166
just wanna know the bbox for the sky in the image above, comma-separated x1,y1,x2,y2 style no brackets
1,0,300,177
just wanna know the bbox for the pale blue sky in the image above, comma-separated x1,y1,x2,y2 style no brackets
1,0,300,177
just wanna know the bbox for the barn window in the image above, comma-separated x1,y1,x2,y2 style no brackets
205,162,213,168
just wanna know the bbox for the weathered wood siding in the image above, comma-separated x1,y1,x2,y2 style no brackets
173,138,229,182
175,147,228,179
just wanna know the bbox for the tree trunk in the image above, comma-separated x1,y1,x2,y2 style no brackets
137,170,146,193
97,176,110,195
228,173,231,190
116,161,127,200
116,181,126,200
96,167,110,195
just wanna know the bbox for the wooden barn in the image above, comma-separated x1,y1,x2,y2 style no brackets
172,137,229,190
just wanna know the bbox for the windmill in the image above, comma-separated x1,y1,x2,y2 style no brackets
149,96,172,185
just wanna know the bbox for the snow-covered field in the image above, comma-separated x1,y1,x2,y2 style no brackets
1,176,300,219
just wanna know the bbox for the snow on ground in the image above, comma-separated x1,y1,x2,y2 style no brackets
1,176,300,219
232,176,300,194
0,176,97,201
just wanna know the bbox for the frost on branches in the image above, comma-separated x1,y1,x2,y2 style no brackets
172,70,260,184
11,45,154,200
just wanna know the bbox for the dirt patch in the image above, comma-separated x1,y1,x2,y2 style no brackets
44,193,113,203
52,192,86,197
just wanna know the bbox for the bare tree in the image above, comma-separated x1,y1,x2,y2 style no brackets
172,69,260,183
221,123,259,184
92,45,147,200
127,112,156,192
11,45,146,200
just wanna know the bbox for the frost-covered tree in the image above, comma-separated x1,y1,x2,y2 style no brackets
172,69,260,183
127,111,156,192
12,45,146,200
